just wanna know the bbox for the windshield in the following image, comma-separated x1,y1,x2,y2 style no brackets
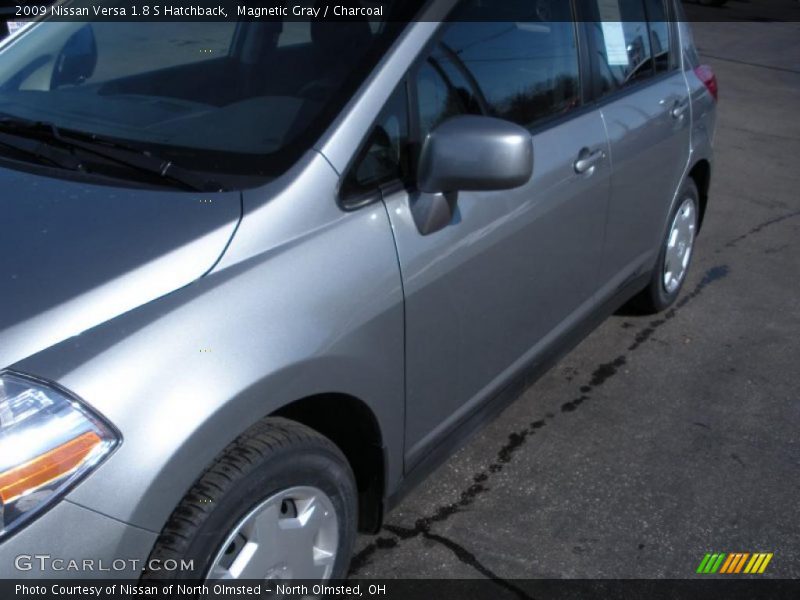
0,3,420,186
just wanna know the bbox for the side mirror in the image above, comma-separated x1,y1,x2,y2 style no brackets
417,115,533,195
51,25,97,89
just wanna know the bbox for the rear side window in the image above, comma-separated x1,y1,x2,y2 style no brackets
437,0,581,129
584,0,677,97
585,0,653,94
644,0,673,73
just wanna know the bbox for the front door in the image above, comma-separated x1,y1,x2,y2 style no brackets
376,6,613,468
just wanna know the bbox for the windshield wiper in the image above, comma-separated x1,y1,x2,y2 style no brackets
0,116,222,192
0,128,85,171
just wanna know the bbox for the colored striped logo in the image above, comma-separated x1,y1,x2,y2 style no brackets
696,552,773,574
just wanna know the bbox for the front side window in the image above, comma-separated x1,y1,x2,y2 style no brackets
416,59,478,139
342,0,585,203
439,1,581,129
0,2,423,187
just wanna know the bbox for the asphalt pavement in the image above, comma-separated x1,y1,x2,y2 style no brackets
351,20,800,580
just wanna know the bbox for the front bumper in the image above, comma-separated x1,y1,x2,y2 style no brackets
0,500,156,579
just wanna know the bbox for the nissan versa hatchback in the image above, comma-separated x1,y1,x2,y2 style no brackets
0,0,716,581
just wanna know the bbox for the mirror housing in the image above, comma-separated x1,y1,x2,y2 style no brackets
51,25,98,89
417,115,533,194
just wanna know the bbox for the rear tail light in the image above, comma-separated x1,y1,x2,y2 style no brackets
694,65,718,101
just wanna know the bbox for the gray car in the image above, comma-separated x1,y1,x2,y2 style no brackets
0,0,717,582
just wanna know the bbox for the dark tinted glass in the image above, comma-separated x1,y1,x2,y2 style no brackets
585,0,655,95
416,61,472,138
426,46,486,119
645,0,672,73
438,0,581,128
341,86,409,201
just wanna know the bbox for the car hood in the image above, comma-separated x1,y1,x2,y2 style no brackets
0,166,241,369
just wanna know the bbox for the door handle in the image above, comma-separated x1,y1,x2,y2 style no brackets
669,98,689,119
574,148,605,174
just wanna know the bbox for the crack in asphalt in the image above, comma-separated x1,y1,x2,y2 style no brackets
352,528,537,599
422,530,535,600
721,209,800,250
351,208,800,582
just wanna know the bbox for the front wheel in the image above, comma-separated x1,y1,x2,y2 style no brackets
142,417,358,582
631,180,700,314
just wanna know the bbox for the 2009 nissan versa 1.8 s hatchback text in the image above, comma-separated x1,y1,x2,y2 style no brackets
0,0,717,581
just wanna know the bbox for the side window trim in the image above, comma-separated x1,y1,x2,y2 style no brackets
406,60,424,178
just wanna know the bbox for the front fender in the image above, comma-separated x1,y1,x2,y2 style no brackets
12,156,405,533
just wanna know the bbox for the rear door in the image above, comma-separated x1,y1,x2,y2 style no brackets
580,0,691,289
341,1,612,468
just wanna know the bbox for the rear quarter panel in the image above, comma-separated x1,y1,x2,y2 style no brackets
680,20,717,169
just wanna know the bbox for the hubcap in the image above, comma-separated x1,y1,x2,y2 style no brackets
206,486,338,582
663,197,697,294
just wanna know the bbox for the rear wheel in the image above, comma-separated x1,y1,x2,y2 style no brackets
142,417,357,582
631,180,699,314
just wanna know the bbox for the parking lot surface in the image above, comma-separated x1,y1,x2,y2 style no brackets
351,21,800,580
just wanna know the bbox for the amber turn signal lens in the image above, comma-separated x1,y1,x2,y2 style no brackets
0,431,102,504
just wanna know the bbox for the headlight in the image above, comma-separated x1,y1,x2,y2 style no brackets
0,371,119,540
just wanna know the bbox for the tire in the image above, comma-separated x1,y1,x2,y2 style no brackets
630,179,700,314
141,417,358,582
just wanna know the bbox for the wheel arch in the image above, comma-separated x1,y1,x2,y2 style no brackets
688,158,711,230
273,393,386,533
